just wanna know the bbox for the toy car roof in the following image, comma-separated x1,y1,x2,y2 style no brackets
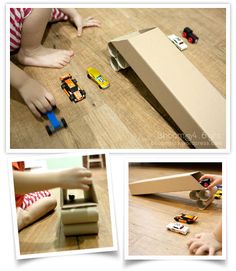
60,73,72,81
87,67,101,77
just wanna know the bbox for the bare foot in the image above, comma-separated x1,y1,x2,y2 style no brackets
18,77,56,118
17,45,74,68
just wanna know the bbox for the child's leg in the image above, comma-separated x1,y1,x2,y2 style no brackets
17,196,57,231
17,8,74,68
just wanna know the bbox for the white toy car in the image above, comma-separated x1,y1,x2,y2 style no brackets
166,222,189,235
168,34,188,51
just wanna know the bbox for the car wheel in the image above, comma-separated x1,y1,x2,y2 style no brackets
46,125,52,136
61,83,66,90
87,74,91,79
81,90,86,97
188,37,193,43
61,118,68,128
69,95,74,101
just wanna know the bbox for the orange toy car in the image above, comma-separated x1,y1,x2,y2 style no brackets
60,74,86,103
174,213,198,224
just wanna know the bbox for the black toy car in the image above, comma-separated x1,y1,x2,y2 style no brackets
182,27,199,44
199,178,210,188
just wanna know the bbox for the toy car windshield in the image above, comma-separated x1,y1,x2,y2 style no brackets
96,75,106,83
174,223,183,229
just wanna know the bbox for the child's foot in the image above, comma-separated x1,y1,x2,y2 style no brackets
18,77,56,118
17,46,74,68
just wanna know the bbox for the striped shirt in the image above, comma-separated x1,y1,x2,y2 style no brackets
10,8,68,52
20,191,52,209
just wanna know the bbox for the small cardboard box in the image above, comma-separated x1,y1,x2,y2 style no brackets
60,183,98,209
60,184,99,235
129,171,204,195
109,27,226,149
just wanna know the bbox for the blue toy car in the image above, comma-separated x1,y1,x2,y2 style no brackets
45,111,68,136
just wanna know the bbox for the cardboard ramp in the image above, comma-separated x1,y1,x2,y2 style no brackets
108,27,226,149
129,171,204,195
129,171,215,209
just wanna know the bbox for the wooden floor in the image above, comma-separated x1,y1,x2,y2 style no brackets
18,168,113,255
128,163,222,256
10,8,226,149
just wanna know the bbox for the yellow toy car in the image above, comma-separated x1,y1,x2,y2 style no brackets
214,190,222,199
87,67,110,89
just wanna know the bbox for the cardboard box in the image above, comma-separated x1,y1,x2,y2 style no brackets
60,184,99,235
63,222,99,236
129,171,205,195
60,183,98,209
61,206,98,224
109,27,226,149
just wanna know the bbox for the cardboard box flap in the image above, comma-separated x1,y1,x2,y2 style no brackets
110,27,226,148
129,171,205,195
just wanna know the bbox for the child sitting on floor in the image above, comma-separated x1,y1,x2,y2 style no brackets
187,174,222,255
10,8,100,118
13,161,92,231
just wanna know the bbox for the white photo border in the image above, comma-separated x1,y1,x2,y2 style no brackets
124,155,226,260
8,151,118,260
6,3,230,153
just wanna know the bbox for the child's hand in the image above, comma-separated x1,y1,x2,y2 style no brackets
187,232,222,255
71,13,83,36
61,9,101,36
18,78,56,118
199,174,222,189
72,15,100,36
58,167,92,191
73,16,101,36
82,16,101,30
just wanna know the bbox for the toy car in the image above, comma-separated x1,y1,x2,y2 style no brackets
168,34,187,51
182,27,199,44
166,222,189,235
174,213,198,224
87,67,110,89
69,194,75,201
45,110,68,136
60,74,86,103
214,190,222,199
199,178,210,188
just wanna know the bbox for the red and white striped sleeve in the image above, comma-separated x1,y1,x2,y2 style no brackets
10,8,32,52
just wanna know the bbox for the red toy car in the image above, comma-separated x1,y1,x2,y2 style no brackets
182,27,199,44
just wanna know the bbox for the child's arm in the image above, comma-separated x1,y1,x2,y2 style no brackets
199,174,222,189
187,221,222,255
60,8,101,36
14,167,92,194
10,62,56,118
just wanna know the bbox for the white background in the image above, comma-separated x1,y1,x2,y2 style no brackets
1,0,235,270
